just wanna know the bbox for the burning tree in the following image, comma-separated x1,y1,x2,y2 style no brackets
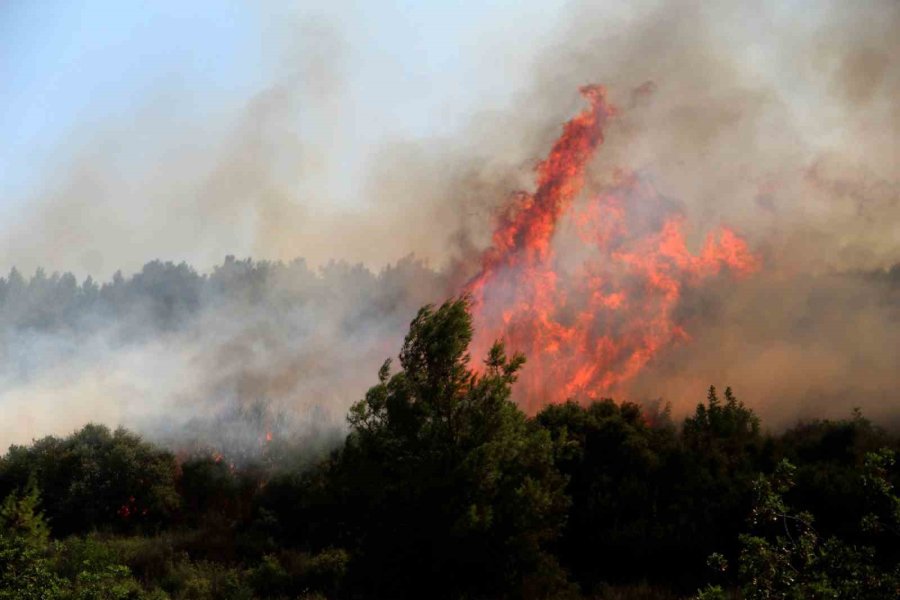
331,298,574,599
467,85,759,412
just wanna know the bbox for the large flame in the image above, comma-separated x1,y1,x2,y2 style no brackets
466,85,759,412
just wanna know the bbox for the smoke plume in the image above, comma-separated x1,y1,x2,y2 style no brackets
1,1,898,452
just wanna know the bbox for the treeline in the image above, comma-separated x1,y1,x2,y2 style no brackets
0,256,443,336
0,257,443,456
1,258,896,339
2,299,899,599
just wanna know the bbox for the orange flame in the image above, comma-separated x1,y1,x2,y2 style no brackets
466,85,759,413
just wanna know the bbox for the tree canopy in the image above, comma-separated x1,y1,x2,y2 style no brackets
1,298,899,599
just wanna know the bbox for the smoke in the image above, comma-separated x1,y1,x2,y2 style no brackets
538,0,900,424
455,0,899,425
0,258,446,453
1,0,898,450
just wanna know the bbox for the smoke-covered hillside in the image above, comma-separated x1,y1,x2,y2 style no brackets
0,257,447,453
2,256,899,456
2,0,900,454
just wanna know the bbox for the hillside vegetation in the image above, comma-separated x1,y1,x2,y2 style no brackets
2,299,899,599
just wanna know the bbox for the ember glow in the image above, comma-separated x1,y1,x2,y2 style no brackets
466,85,759,412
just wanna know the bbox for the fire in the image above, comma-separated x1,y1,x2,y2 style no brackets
466,85,759,412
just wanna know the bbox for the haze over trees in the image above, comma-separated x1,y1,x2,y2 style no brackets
0,257,445,453
2,257,900,454
1,298,899,598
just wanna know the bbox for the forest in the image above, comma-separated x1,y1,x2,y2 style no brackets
2,296,899,599
4,0,900,597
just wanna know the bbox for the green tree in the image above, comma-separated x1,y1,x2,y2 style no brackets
678,386,769,584
52,536,151,600
332,298,572,599
0,482,62,599
536,399,686,592
683,386,761,455
0,424,180,535
776,411,894,545
699,456,900,599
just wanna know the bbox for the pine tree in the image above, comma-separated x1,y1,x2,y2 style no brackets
0,482,62,600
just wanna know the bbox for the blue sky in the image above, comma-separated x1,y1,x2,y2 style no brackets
1,2,257,197
0,1,567,215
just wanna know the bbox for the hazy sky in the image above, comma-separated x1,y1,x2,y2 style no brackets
0,1,567,223
0,0,896,280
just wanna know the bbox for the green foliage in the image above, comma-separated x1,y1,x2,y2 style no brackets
537,399,680,590
0,424,180,536
861,448,900,537
0,486,160,600
52,536,149,600
535,386,768,593
678,386,770,586
243,550,343,596
694,585,729,600
1,479,50,544
101,534,181,587
775,410,895,545
0,483,62,599
163,559,251,600
699,455,900,599
683,386,762,466
178,456,262,532
335,298,571,598
2,299,900,599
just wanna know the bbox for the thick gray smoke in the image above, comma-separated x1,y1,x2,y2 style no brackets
1,0,898,449
0,259,447,452
536,0,900,424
